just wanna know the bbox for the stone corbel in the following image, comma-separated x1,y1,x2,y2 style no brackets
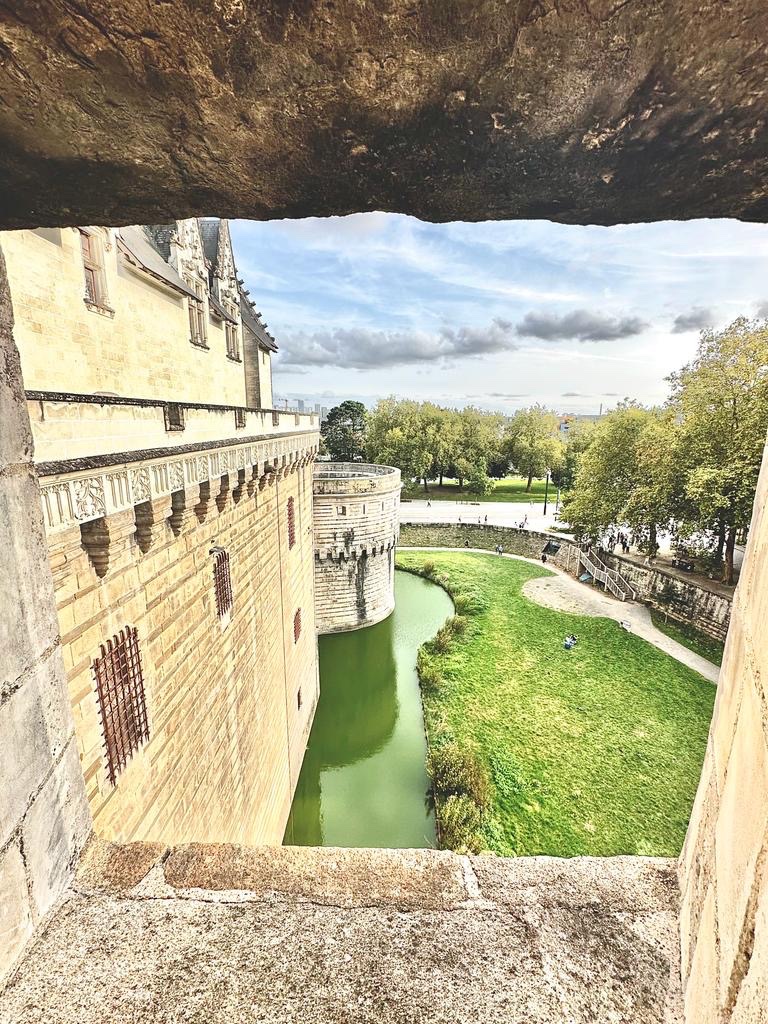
213,473,231,514
134,495,173,554
169,484,201,536
194,481,212,523
80,508,136,579
232,468,246,505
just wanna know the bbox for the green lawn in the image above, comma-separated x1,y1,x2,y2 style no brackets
396,550,715,858
650,610,725,667
402,475,554,503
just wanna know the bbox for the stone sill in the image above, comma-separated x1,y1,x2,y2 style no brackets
3,839,683,1024
83,300,115,318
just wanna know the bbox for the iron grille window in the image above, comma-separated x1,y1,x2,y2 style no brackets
93,626,149,786
164,402,186,431
293,608,302,643
234,407,246,429
272,410,280,427
337,505,347,516
287,496,296,549
212,547,233,621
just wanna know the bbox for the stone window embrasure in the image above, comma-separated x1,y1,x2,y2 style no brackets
297,688,302,710
212,547,233,625
293,608,302,643
92,626,149,786
225,304,240,361
79,229,110,312
164,402,186,432
186,275,208,348
287,496,296,549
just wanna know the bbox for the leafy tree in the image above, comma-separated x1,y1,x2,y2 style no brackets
561,402,673,547
321,400,368,461
668,318,768,583
467,468,495,497
365,398,435,485
504,405,564,490
550,421,595,492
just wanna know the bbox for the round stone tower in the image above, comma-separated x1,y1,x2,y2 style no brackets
313,462,401,633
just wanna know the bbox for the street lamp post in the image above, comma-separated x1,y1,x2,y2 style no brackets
543,470,550,516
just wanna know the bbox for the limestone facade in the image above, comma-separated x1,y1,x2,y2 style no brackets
313,463,401,633
0,220,321,983
0,220,279,409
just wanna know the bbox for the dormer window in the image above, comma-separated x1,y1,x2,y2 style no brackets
79,229,110,311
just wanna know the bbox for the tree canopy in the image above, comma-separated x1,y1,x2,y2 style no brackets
561,318,768,582
320,400,368,461
503,405,564,491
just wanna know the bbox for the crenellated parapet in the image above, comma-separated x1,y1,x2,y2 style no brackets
312,463,401,634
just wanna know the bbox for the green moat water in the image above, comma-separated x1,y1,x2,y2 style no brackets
284,570,453,848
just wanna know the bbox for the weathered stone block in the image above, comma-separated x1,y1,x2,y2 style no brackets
0,470,62,688
0,678,60,849
22,739,91,921
0,842,34,986
684,886,720,1024
714,674,768,1001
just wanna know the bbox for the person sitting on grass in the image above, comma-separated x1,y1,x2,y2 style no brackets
563,633,578,650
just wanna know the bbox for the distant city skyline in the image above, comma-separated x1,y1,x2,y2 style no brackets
231,214,768,416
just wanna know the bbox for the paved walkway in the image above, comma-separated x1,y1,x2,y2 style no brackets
402,547,720,684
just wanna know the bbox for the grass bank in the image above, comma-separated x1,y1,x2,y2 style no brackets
397,550,715,858
403,475,554,503
650,610,725,667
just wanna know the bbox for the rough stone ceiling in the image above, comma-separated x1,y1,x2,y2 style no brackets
0,1,767,229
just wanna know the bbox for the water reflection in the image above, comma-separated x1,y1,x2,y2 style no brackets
284,570,453,848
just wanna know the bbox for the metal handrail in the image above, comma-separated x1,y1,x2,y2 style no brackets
579,549,634,602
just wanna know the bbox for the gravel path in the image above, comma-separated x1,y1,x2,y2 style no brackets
401,546,720,685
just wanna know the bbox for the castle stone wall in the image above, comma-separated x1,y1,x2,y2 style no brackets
0,247,91,984
313,464,400,633
679,439,768,1024
43,438,319,846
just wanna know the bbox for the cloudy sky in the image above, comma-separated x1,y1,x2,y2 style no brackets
230,215,768,415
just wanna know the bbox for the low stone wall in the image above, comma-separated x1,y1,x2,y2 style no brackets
604,555,732,642
399,522,732,641
398,522,578,573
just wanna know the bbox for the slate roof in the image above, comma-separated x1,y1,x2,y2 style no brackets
239,288,278,352
199,218,220,268
142,224,174,261
118,227,196,299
